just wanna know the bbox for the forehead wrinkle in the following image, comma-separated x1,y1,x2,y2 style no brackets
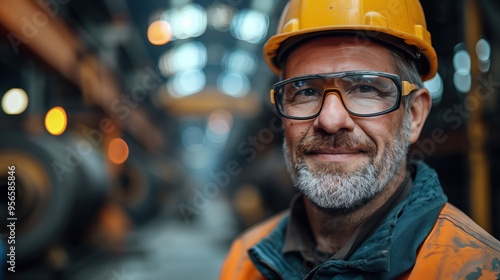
283,39,396,77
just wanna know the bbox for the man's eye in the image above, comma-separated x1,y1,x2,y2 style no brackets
285,88,321,103
348,85,383,96
358,85,375,92
297,89,319,96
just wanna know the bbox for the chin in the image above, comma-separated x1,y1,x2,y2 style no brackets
306,193,375,216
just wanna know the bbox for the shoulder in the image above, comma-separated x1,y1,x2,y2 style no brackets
219,212,288,280
434,203,500,252
407,203,500,279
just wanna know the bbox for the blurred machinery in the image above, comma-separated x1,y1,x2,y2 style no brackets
0,130,112,266
0,0,182,278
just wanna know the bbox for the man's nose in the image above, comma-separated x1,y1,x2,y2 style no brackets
313,93,356,134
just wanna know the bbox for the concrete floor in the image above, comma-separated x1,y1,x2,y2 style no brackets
5,196,240,280
76,197,239,280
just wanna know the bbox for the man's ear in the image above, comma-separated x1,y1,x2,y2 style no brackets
408,88,431,144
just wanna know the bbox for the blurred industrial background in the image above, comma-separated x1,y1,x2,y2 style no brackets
0,0,498,279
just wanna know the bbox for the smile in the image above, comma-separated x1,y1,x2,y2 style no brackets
306,148,366,162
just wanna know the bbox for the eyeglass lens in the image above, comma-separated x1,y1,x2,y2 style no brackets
276,74,400,118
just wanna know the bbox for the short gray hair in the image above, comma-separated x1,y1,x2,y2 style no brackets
391,52,425,112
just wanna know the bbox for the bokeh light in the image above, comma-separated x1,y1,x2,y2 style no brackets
2,88,29,115
159,41,207,76
217,71,250,97
167,69,206,97
223,49,258,76
230,9,269,44
476,38,491,73
424,73,444,105
162,4,207,40
45,106,67,136
147,20,172,45
207,2,235,32
453,47,472,94
453,49,471,75
207,110,233,144
108,138,129,165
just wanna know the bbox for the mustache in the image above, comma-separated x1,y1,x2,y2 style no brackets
296,131,376,156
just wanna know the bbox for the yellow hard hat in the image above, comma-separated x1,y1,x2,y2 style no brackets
263,0,438,81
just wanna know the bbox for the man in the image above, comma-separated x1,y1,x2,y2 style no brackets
221,0,500,279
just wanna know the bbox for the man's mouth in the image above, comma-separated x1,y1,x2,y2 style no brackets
305,147,366,161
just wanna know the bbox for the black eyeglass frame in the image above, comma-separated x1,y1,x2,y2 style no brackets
270,71,417,120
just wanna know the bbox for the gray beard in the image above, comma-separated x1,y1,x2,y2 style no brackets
284,115,411,213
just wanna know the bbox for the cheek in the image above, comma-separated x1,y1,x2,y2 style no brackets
283,121,309,158
358,117,401,154
284,120,309,143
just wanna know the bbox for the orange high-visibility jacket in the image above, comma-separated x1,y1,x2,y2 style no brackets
221,203,500,279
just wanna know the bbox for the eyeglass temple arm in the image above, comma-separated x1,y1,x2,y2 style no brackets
402,81,417,96
270,89,276,104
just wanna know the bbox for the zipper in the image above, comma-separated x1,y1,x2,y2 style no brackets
302,263,326,280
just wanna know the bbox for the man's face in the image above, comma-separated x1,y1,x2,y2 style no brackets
282,37,411,212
